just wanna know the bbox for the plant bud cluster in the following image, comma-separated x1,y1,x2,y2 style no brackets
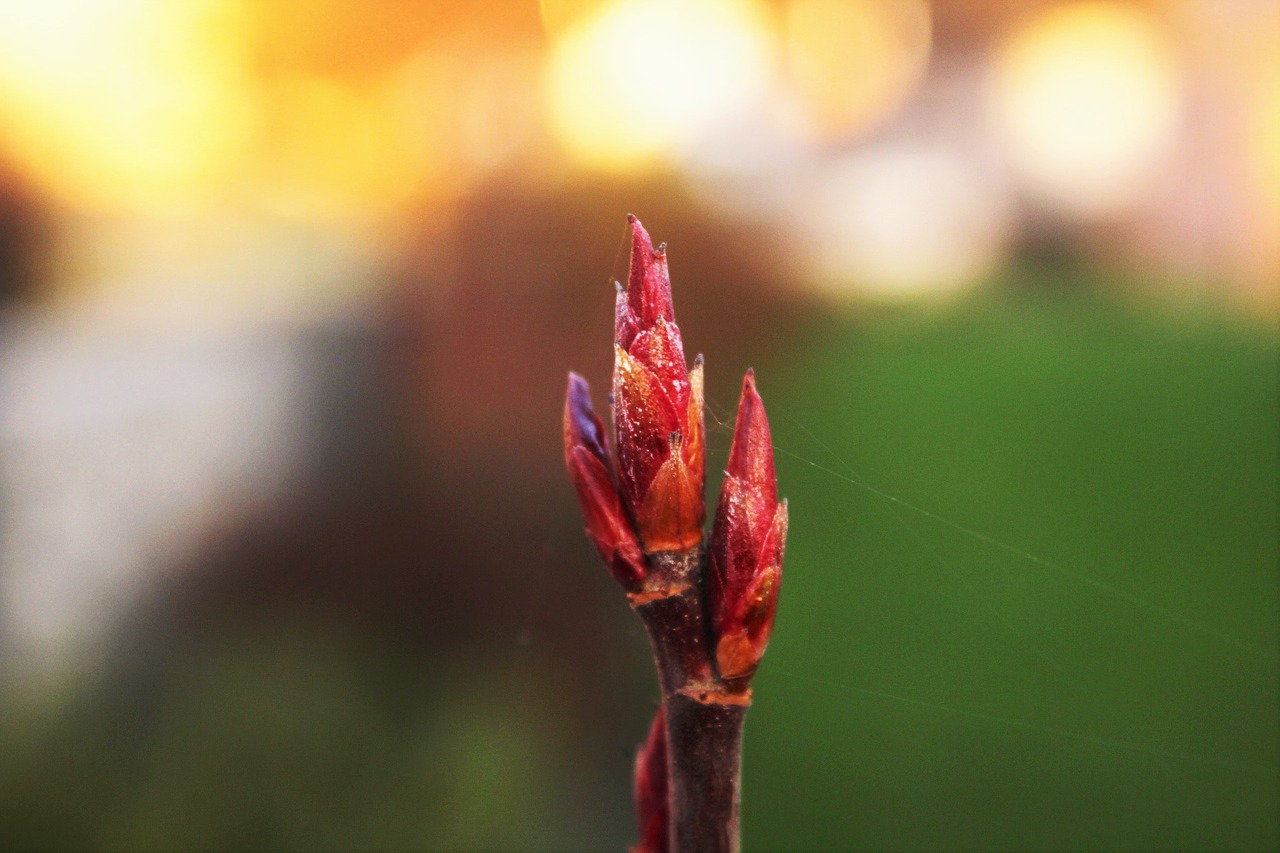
564,215,786,687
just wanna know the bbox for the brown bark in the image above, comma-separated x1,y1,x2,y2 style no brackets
631,549,750,853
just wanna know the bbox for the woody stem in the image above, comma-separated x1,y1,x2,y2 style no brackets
631,549,749,853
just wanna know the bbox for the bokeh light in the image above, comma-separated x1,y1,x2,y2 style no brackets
544,0,775,173
801,144,1010,300
988,2,1181,217
0,0,540,222
0,0,254,214
782,0,932,143
1252,56,1280,216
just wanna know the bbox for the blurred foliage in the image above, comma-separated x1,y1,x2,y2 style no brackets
1,277,1276,850
750,278,1278,850
0,630,591,850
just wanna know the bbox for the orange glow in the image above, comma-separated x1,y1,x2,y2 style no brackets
0,0,255,214
1243,30,1280,300
988,2,1181,216
0,1,539,220
250,75,422,221
254,66,438,221
539,0,613,40
544,0,775,173
1253,59,1280,216
782,0,931,142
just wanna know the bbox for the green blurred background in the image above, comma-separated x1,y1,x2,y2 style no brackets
753,287,1278,850
0,1,1276,850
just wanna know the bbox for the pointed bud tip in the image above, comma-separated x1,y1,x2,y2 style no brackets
565,373,609,464
565,372,591,414
726,369,775,495
737,370,763,415
628,215,651,249
693,353,704,367
624,215,674,327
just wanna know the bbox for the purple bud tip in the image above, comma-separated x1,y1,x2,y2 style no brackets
567,372,607,462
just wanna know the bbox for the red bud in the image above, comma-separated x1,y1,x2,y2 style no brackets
724,370,776,504
613,217,705,552
632,706,669,853
707,372,787,688
621,213,675,341
564,373,648,590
